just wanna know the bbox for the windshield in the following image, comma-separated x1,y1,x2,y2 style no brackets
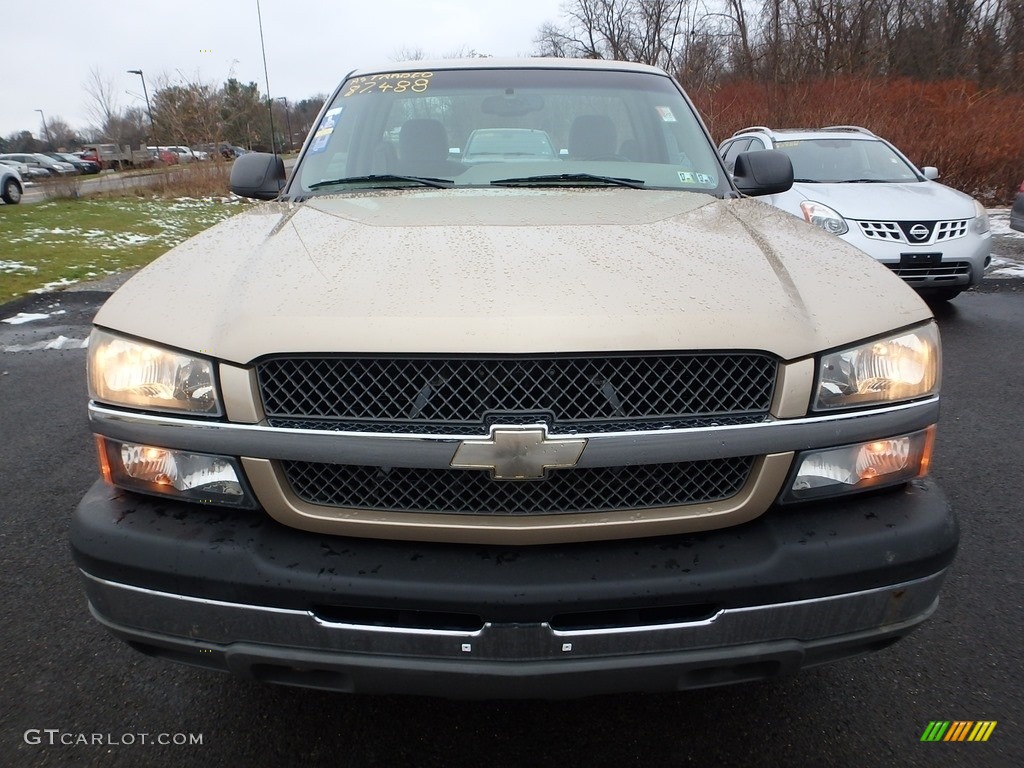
294,66,726,195
772,138,921,183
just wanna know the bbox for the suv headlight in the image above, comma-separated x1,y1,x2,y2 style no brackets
815,323,940,410
87,328,221,415
800,201,848,235
971,199,989,234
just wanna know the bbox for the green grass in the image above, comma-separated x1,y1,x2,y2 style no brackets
0,197,247,299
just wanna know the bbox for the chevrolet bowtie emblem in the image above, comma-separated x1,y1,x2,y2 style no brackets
450,425,587,480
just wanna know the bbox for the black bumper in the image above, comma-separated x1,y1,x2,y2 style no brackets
70,478,958,697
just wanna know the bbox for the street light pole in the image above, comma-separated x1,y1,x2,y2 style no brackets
127,69,155,140
35,109,54,149
276,97,292,152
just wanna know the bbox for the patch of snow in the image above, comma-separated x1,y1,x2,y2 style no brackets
988,208,1024,238
0,261,39,274
1,335,89,352
29,277,79,293
1,312,51,325
988,256,1024,278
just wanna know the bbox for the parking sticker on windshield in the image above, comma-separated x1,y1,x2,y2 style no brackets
678,171,716,186
656,106,677,122
309,107,343,154
343,72,434,97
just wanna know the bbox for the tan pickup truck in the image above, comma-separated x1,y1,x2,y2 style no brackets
72,58,956,698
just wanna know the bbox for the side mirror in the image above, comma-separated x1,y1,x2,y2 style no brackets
230,152,286,200
732,150,793,196
921,166,939,180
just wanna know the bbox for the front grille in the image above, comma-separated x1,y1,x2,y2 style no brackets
888,261,970,282
858,219,970,244
256,353,778,434
282,457,755,515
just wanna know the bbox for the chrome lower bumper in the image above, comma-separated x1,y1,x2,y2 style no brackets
83,573,946,667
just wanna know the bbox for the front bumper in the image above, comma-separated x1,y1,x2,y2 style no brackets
842,227,990,288
71,477,958,698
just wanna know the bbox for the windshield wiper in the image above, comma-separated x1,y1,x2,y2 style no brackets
491,173,646,189
792,178,819,183
836,178,890,183
309,174,454,190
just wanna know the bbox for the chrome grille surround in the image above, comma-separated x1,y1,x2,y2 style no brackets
256,353,778,436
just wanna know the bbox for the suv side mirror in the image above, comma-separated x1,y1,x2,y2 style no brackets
921,166,939,180
732,150,793,196
230,152,286,200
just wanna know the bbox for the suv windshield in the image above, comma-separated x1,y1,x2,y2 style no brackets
295,66,725,195
772,138,921,183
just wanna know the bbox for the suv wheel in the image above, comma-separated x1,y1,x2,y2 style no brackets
2,177,22,204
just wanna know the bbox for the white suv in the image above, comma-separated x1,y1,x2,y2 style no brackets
720,126,991,301
0,160,22,204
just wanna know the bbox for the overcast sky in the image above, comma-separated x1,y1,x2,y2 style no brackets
2,0,565,139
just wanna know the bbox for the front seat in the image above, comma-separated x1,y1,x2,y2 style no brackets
568,115,619,160
397,119,462,176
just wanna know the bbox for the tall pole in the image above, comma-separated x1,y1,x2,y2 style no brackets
127,69,155,141
276,97,292,151
256,0,277,155
35,109,54,149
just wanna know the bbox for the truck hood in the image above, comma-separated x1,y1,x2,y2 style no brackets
95,189,931,364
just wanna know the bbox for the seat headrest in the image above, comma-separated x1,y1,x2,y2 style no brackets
568,115,617,159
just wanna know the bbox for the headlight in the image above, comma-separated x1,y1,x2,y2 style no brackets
815,323,940,410
800,201,848,235
782,428,934,502
87,328,221,415
96,437,254,507
971,199,989,234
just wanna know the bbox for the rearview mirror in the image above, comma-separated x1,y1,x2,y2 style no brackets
482,93,545,117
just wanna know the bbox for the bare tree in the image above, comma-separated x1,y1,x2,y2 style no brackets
82,67,122,142
41,117,80,150
536,0,1024,88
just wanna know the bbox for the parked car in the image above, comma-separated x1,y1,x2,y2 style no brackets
719,126,991,301
0,158,49,181
72,58,956,699
0,157,31,175
0,161,22,204
197,142,249,160
47,152,100,174
0,152,76,176
462,127,558,163
161,145,201,163
1010,179,1024,233
146,147,180,165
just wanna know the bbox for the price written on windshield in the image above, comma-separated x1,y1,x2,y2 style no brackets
343,72,433,97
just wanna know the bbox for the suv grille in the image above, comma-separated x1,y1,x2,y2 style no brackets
858,219,969,244
282,457,755,515
887,261,970,282
256,353,778,434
